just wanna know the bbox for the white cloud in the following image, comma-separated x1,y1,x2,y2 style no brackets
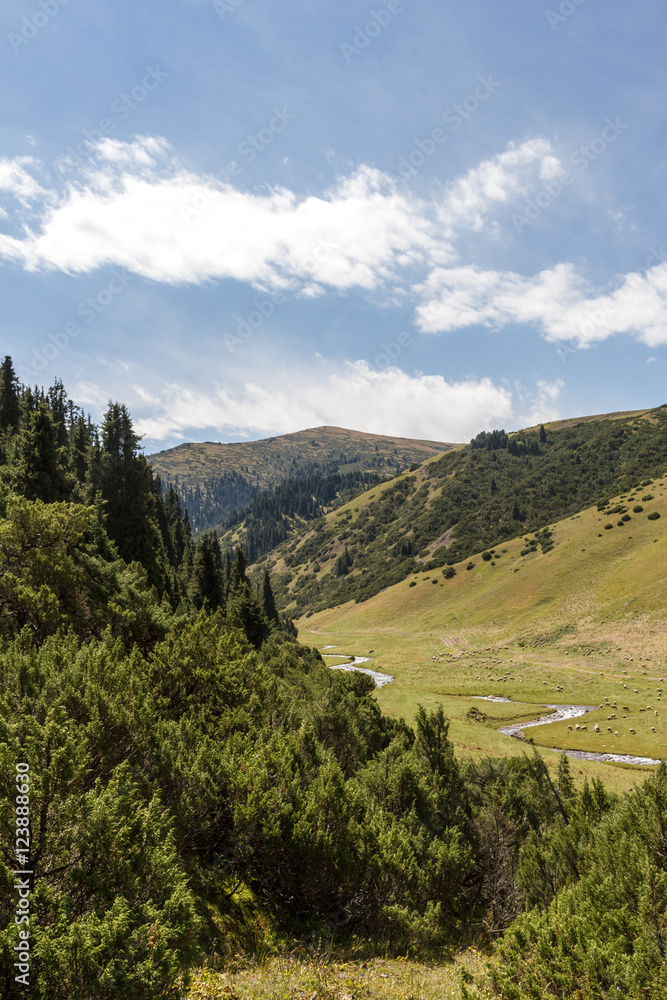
3,136,664,350
0,135,558,293
415,261,667,346
0,157,44,203
127,361,561,446
437,138,563,234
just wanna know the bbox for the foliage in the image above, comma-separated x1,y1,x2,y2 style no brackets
264,406,667,613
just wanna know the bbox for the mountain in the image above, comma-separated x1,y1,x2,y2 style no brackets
147,425,458,532
254,406,667,615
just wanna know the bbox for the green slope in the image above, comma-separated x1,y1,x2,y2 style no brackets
148,425,457,532
297,475,667,785
261,406,667,615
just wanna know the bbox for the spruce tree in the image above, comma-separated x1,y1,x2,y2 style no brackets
262,568,279,623
190,531,225,611
0,356,20,431
94,402,166,592
13,402,73,502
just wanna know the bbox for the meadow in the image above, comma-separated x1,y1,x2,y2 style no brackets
297,475,667,794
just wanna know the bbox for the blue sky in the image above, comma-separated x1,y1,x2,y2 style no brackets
1,0,666,451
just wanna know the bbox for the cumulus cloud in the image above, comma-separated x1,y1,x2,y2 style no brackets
438,138,564,234
2,136,664,349
121,361,562,446
0,135,558,293
0,156,45,203
415,260,667,347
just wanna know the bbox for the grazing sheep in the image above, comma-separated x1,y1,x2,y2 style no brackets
640,708,646,712
567,725,573,731
593,724,601,733
629,728,636,734
608,714,616,719
607,727,613,733
575,724,581,730
580,725,587,731
652,727,656,733
623,706,630,712
615,731,620,737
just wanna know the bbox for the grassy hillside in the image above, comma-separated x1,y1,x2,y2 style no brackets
148,426,457,532
297,474,667,791
262,406,667,614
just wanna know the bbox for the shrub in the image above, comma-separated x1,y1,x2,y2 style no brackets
604,523,614,529
622,514,631,521
617,520,625,527
648,511,661,520
643,494,654,501
409,580,417,587
633,504,644,513
466,562,475,570
481,551,493,561
442,565,456,579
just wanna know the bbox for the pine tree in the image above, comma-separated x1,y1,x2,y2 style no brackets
262,568,279,623
0,356,20,432
93,402,166,591
13,402,73,502
190,531,225,611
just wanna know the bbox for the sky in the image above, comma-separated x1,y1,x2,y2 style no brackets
1,0,667,451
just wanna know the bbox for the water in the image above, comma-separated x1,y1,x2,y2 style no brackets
321,650,394,688
478,697,664,767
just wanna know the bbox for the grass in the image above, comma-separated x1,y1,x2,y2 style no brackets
297,477,667,794
148,426,456,490
184,950,493,1000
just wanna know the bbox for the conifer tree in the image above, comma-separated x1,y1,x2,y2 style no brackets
94,402,166,591
190,530,225,610
13,402,73,502
262,568,279,623
0,355,20,432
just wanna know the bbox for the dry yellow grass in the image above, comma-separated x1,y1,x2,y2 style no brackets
184,951,493,1000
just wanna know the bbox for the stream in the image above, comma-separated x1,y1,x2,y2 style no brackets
473,697,663,767
319,649,663,766
320,647,394,688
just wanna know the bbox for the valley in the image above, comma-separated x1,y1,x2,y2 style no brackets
297,470,667,792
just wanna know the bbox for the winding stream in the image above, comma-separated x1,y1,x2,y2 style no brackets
321,648,394,688
320,649,662,766
474,697,663,767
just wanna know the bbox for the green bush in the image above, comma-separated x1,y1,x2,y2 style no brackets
648,511,661,520
633,504,644,512
604,523,614,529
